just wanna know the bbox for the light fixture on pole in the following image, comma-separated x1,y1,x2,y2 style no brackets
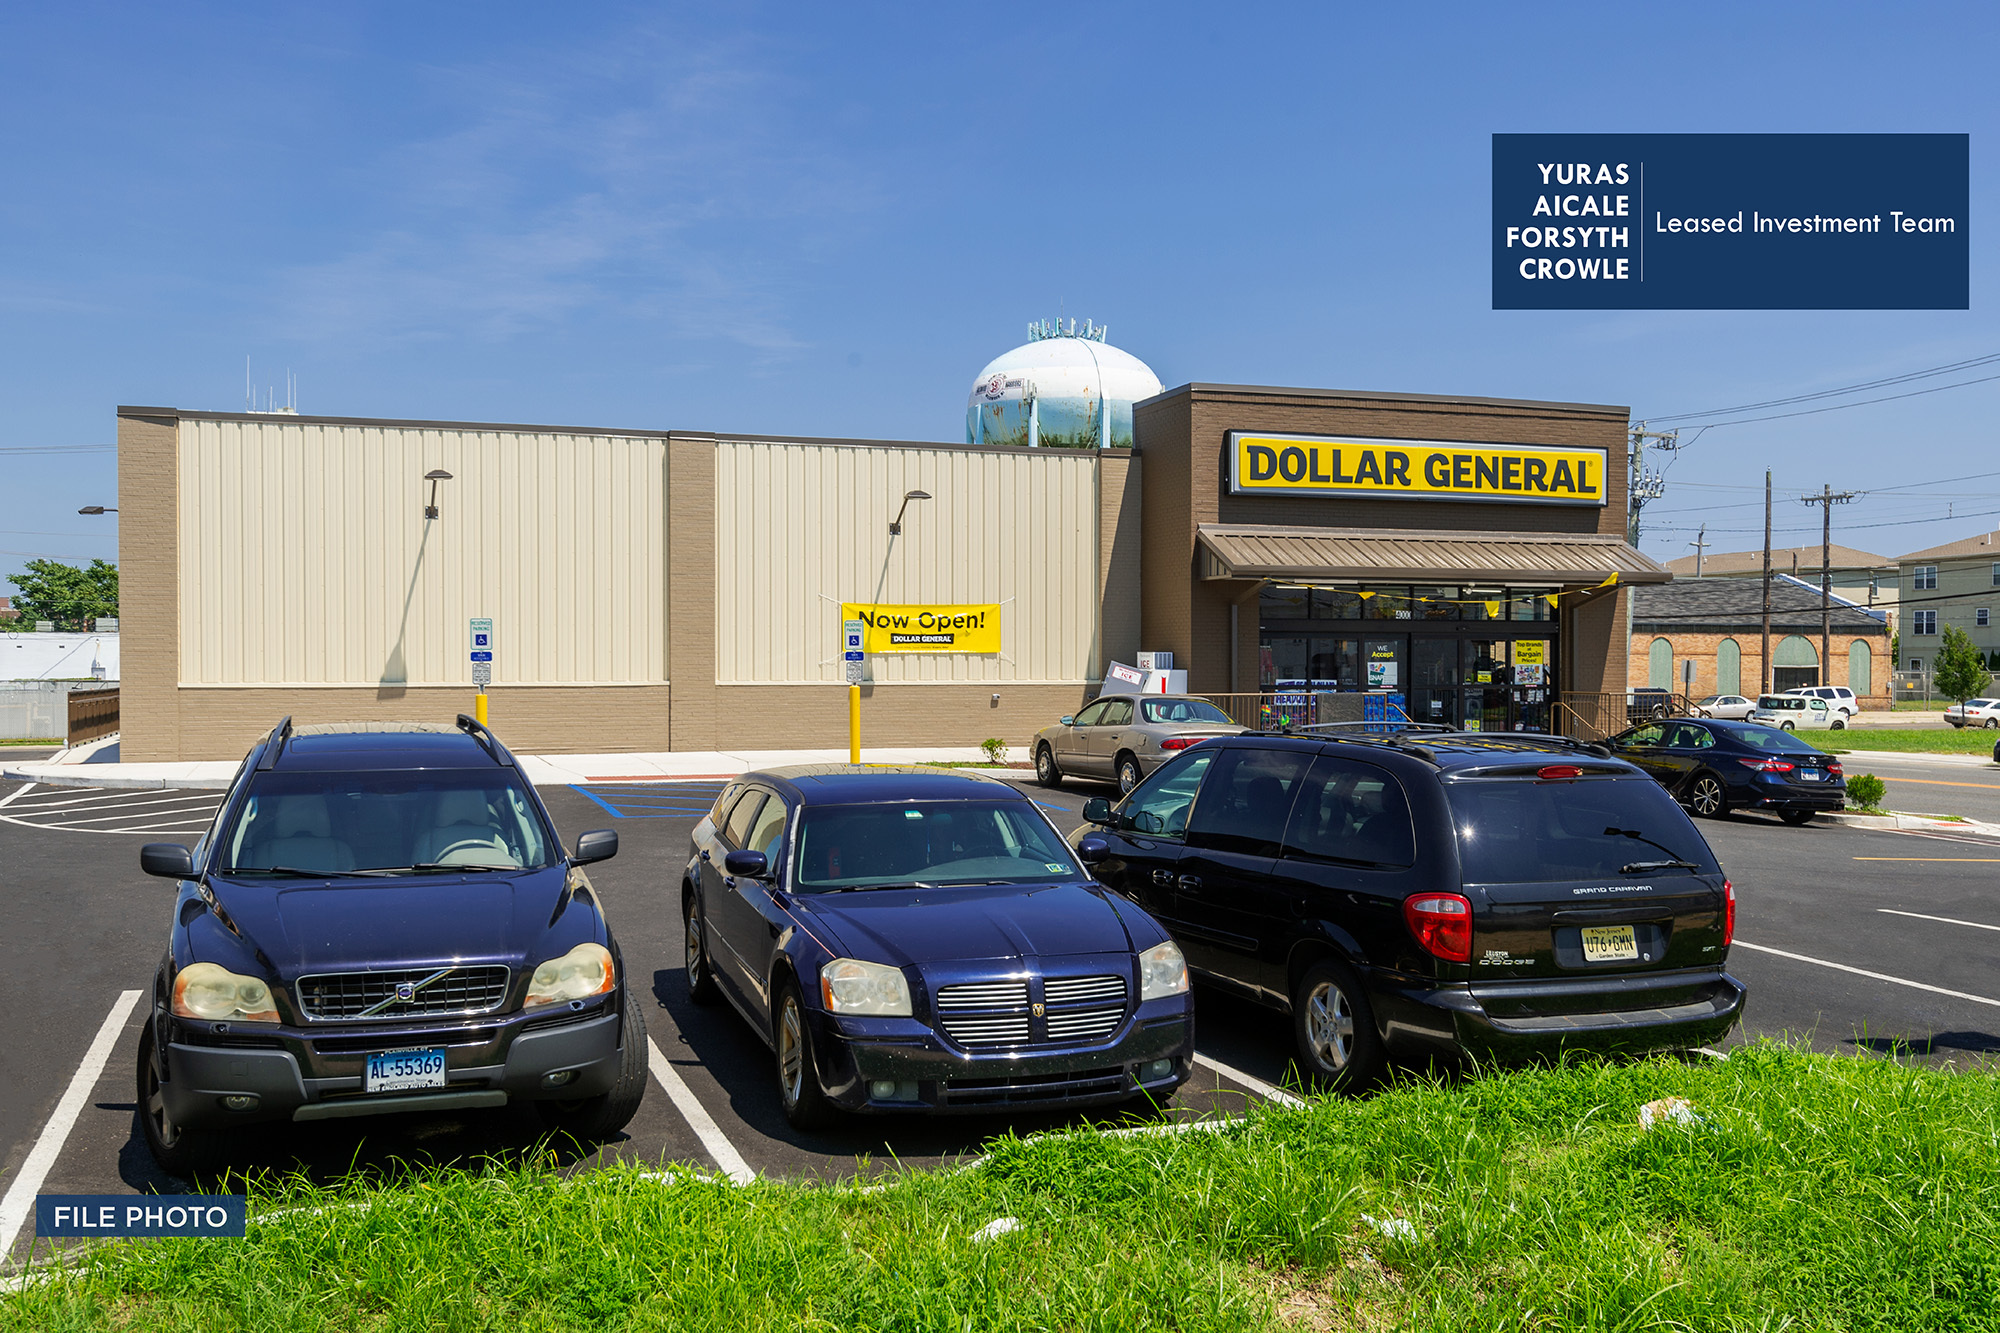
423,469,453,520
77,506,117,515
889,489,931,536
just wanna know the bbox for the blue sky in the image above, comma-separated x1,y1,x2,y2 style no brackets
3,2,1996,596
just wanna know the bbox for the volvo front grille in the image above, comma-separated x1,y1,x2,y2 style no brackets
296,966,510,1021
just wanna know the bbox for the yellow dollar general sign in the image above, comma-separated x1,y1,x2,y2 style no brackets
842,603,1003,653
1227,432,1607,506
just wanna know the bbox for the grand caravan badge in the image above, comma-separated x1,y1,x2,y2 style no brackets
1227,431,1607,507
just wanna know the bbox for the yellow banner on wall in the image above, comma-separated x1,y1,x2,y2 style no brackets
1227,431,1607,506
843,603,1002,653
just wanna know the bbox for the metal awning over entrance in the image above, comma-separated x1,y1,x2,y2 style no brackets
1196,524,1672,586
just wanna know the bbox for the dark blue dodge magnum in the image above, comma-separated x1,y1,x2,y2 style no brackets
137,717,644,1175
683,766,1194,1126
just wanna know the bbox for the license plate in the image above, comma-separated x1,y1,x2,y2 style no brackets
365,1046,447,1093
1580,925,1639,963
1797,770,1820,781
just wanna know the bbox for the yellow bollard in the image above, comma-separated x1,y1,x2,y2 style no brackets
848,683,860,764
475,693,489,726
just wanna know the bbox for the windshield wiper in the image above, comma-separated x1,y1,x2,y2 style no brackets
224,865,391,878
1605,827,1703,871
402,862,506,873
1620,859,1702,874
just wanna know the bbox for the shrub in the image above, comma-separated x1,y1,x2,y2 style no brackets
1846,773,1886,810
981,737,1007,764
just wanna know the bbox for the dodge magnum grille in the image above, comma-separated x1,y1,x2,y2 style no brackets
932,974,1128,1048
297,966,510,1021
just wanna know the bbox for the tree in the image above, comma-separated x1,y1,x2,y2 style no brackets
6,558,118,631
1932,624,1991,706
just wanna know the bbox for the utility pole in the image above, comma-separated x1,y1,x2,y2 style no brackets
1801,485,1858,689
1627,423,1679,546
1761,471,1773,695
1688,524,1708,578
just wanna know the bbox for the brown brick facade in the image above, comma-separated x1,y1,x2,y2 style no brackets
1628,628,1892,709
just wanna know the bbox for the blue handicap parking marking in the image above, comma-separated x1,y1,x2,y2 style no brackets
568,783,726,819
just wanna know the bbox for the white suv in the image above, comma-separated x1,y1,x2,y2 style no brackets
1784,686,1860,719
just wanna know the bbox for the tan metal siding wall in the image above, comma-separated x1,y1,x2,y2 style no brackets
177,419,667,686
713,441,1102,684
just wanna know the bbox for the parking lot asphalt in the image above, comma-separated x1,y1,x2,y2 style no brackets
4,767,1998,1268
1830,751,2000,824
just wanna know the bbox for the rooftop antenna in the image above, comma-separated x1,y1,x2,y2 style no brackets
245,355,252,411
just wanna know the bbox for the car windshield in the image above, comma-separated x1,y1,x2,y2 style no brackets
792,800,1078,891
220,771,555,874
1712,723,1822,754
1447,777,1716,883
1139,698,1233,725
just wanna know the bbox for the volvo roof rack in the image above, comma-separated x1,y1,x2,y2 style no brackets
455,713,517,767
254,715,294,770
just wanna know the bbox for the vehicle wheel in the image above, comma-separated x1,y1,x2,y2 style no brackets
138,1019,226,1179
1115,752,1144,795
774,976,834,1130
1688,774,1728,819
1781,722,1795,732
1779,808,1815,826
1831,718,1846,731
1290,959,1384,1093
1034,744,1064,789
538,986,648,1142
684,888,718,1005
1986,718,1998,730
1650,703,1670,720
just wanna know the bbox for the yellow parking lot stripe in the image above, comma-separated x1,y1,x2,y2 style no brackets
1874,776,2000,791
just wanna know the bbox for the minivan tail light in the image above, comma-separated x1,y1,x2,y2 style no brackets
1537,765,1583,780
1723,879,1736,946
1404,893,1473,963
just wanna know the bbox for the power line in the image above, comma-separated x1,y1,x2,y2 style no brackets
1660,369,2000,430
1650,351,2000,422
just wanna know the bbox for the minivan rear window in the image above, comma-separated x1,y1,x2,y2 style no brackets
1447,777,1717,884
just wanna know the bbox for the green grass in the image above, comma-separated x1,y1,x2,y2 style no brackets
8,1044,2000,1331
1811,728,2000,755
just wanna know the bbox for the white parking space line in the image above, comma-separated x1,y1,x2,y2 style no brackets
644,1038,757,1186
1192,1053,1306,1109
0,781,39,808
1878,908,2000,933
8,793,217,816
0,990,143,1261
1733,940,2000,1010
15,803,222,829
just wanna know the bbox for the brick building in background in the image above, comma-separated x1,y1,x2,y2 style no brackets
1629,574,1890,706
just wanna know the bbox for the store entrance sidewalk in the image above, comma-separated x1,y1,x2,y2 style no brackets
0,736,1030,791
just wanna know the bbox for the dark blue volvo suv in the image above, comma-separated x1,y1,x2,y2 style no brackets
137,717,644,1174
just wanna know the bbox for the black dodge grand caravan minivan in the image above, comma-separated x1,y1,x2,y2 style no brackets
1070,730,1744,1090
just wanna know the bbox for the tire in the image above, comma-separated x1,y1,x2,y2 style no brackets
1687,774,1728,819
1034,744,1064,789
773,976,834,1130
1985,718,1998,730
1779,808,1816,826
684,888,719,1006
1831,719,1846,731
1290,959,1384,1093
1115,752,1144,795
138,1018,227,1179
1781,722,1795,732
537,986,648,1142
1650,703,1670,720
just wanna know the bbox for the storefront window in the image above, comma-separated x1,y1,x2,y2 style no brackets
1461,587,1504,621
1509,589,1554,621
1414,586,1460,620
1363,586,1414,620
1314,587,1363,619
1261,586,1309,620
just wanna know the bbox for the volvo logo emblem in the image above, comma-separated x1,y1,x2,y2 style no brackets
1032,1002,1045,1017
395,982,416,1002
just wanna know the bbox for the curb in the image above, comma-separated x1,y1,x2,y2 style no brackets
1818,809,2000,837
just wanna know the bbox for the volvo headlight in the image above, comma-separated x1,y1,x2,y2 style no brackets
1138,940,1189,1001
527,942,616,1007
819,958,912,1016
173,962,279,1022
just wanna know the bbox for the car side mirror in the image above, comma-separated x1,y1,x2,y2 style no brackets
1075,835,1110,865
573,829,619,865
1081,796,1114,826
723,849,769,878
1060,715,1075,726
141,843,194,879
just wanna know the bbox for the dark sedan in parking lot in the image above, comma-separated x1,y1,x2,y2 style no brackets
681,766,1194,1126
1069,731,1743,1091
1604,718,1845,825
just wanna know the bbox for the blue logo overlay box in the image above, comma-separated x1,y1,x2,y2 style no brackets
37,1194,247,1238
1493,134,1967,310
